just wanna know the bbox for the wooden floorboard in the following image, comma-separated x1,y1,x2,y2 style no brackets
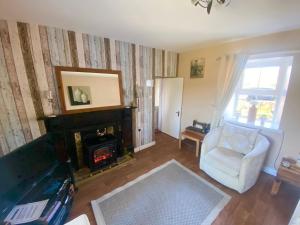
68,132,300,225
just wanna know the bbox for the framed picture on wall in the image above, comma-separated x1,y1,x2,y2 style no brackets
190,58,205,78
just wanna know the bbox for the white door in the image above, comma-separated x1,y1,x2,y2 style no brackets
160,78,184,139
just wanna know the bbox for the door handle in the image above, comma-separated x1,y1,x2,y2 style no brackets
176,111,180,117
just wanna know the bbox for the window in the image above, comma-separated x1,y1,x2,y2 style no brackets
224,56,293,129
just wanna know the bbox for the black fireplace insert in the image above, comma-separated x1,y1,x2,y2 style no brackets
83,134,117,171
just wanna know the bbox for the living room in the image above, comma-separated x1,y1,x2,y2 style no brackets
0,0,300,225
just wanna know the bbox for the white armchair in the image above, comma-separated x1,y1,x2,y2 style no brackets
200,123,270,193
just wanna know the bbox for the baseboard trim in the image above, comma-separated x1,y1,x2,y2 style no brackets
134,141,156,153
263,166,277,176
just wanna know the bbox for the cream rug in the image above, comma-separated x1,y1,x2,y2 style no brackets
91,159,231,225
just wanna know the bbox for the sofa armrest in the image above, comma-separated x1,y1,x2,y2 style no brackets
201,127,222,156
238,135,270,192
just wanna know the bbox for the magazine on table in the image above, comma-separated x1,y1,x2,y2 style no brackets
4,200,49,224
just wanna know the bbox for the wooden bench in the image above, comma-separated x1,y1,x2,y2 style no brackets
179,130,205,157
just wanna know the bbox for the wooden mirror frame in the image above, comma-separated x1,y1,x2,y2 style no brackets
55,66,124,114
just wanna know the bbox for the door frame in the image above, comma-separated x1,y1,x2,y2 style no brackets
155,77,184,139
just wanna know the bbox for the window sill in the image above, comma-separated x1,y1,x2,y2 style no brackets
223,119,283,133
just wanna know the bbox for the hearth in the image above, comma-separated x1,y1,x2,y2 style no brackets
83,133,117,171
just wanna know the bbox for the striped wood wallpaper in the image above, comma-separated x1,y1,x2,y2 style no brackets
0,20,179,156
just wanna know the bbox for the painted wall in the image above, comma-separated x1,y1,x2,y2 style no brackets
178,29,300,170
0,19,178,156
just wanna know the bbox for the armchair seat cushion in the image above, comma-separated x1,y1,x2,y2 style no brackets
204,147,244,177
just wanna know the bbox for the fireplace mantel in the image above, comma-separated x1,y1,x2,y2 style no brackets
42,107,135,170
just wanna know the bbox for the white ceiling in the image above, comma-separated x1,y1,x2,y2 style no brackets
1,0,300,52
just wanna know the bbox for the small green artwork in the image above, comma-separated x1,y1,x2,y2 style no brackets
190,58,205,78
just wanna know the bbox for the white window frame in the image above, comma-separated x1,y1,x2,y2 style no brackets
225,55,293,129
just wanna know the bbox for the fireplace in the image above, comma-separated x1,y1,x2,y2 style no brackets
42,108,135,171
83,133,117,171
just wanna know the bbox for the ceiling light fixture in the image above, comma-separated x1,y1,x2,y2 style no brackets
191,0,231,14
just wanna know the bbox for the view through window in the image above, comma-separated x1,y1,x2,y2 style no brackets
224,56,293,129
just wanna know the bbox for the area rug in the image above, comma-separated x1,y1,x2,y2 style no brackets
91,159,231,225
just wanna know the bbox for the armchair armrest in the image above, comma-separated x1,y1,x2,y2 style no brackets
243,136,270,160
201,127,222,157
239,135,270,192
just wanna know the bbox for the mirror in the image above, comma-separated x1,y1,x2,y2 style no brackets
56,67,124,114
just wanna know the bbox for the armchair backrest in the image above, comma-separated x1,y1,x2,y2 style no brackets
217,123,260,155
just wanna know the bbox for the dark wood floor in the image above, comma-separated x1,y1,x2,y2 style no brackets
68,132,300,225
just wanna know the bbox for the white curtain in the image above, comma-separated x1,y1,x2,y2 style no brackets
211,53,249,129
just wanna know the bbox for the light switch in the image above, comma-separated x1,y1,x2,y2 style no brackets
146,79,154,87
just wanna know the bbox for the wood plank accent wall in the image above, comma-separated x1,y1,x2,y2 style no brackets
0,19,179,155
